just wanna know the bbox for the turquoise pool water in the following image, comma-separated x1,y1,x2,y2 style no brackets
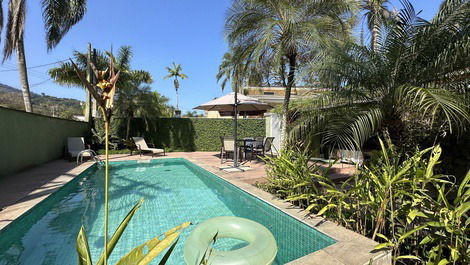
0,158,335,264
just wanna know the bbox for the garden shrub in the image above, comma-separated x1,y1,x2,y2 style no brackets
261,138,469,265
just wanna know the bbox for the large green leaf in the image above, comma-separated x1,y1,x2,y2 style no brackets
96,198,145,265
76,226,93,265
116,222,191,265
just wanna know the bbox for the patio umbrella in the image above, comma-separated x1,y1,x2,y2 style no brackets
194,92,273,168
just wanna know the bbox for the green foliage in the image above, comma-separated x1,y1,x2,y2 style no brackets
0,84,83,119
127,118,265,152
96,149,131,155
261,137,469,264
290,0,470,152
260,146,328,209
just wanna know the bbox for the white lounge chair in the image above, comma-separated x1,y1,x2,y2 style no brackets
132,137,165,157
334,149,364,167
67,137,90,160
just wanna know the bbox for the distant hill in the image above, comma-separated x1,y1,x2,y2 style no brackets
0,83,84,120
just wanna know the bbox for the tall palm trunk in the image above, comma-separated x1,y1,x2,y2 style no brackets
175,87,179,110
281,54,297,148
16,37,33,112
371,20,379,52
174,78,179,110
126,113,133,140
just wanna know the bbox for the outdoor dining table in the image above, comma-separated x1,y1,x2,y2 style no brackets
236,138,260,161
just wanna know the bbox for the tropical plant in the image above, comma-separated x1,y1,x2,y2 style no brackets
0,0,87,112
216,49,272,92
260,145,328,209
50,46,152,92
114,83,156,140
50,46,158,138
164,62,188,111
290,0,470,153
361,0,395,52
216,52,238,92
261,136,470,264
71,55,189,265
224,0,356,147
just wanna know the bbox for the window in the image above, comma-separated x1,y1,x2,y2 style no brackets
263,91,275,95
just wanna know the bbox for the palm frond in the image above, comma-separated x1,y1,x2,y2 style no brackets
0,0,4,39
3,0,26,61
116,46,133,70
42,0,87,50
395,86,470,134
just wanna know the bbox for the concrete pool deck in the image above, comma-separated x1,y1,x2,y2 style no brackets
0,152,389,265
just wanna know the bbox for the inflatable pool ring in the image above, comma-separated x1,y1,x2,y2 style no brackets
184,216,277,265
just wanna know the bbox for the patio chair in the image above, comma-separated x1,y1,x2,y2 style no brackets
334,149,364,167
67,137,90,161
252,137,274,158
254,137,264,149
132,137,165,157
220,136,236,164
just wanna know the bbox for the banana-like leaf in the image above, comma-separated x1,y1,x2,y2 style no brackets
96,198,145,265
157,238,180,265
116,222,191,265
396,255,420,260
77,226,93,265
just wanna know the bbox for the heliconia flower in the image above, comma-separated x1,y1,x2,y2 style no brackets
70,56,120,120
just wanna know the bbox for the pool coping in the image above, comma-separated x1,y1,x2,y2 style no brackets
0,156,391,265
0,161,94,231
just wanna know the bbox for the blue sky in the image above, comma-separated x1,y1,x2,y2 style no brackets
0,0,443,113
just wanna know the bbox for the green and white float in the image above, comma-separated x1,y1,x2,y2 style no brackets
184,216,278,265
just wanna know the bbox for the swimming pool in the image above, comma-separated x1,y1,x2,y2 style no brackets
0,158,335,264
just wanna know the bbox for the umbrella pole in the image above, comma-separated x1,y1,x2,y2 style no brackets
233,89,238,168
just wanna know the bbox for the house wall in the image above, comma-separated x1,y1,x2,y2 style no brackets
0,107,90,178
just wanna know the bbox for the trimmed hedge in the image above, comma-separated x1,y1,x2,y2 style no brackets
128,118,265,152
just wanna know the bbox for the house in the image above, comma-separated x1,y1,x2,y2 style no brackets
242,86,330,107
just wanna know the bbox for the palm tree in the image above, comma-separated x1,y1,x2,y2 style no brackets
0,0,87,112
290,0,469,152
216,52,238,92
164,62,188,112
217,49,273,93
50,46,154,138
224,0,356,147
49,46,152,119
362,0,394,52
49,46,152,89
114,83,158,140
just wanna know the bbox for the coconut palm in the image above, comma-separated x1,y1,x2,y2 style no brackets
362,0,395,52
164,62,188,111
224,0,356,147
290,0,470,152
49,46,152,89
0,0,87,112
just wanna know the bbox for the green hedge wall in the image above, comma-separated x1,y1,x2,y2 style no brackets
128,118,265,151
